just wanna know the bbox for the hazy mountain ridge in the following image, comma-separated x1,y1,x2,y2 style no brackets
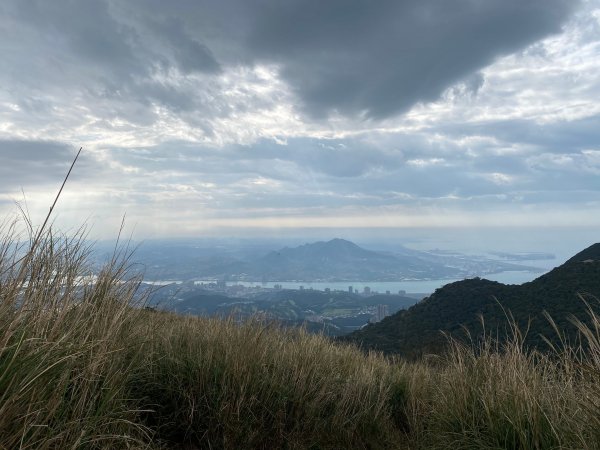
125,238,539,282
343,243,600,359
251,238,457,281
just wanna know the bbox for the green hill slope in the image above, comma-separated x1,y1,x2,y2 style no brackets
344,243,600,358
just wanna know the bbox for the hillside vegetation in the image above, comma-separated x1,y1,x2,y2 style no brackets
1,221,600,449
345,244,600,359
159,287,418,336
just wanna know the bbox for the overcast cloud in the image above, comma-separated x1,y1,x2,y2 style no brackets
0,0,599,240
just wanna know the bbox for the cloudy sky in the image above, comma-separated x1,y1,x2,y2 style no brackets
1,0,599,246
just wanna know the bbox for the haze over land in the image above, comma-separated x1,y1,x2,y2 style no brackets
124,237,543,283
0,0,599,258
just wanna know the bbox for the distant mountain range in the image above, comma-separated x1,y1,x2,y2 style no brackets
129,238,540,282
343,243,600,359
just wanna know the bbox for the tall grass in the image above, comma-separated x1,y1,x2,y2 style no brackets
131,314,407,448
1,216,600,448
0,219,149,449
404,310,600,449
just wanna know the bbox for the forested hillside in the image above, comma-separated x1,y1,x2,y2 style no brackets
345,244,600,358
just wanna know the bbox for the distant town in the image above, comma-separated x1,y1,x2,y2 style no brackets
143,278,422,334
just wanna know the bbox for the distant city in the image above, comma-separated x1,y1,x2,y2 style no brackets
143,278,413,330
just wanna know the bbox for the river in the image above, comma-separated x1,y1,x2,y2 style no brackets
222,270,539,295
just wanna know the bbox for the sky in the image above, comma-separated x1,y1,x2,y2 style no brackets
1,0,599,252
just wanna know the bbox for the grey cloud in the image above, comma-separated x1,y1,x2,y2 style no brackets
464,73,485,96
0,140,76,188
113,138,404,180
433,115,600,158
1,0,581,123
13,0,146,80
1,0,215,120
229,139,403,178
239,0,578,118
102,137,520,211
153,18,221,74
510,116,600,153
0,141,100,190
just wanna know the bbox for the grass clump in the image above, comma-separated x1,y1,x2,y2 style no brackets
403,315,600,449
0,219,149,449
132,314,407,448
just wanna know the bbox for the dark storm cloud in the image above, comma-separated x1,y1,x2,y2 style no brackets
237,0,578,118
1,0,580,121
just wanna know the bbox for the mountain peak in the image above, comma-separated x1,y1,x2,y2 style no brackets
292,238,371,257
256,237,455,282
323,238,360,248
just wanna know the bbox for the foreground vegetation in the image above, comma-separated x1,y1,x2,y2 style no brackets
1,221,600,449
